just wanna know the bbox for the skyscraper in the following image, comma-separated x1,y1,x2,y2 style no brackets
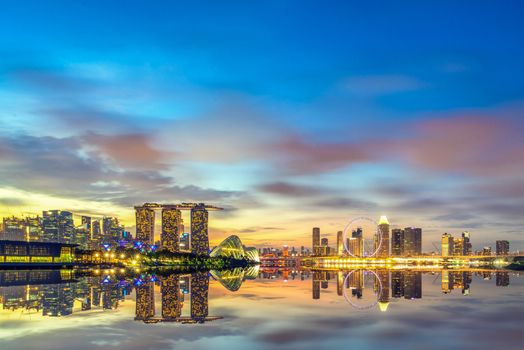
191,204,209,255
376,216,390,258
404,227,422,256
336,230,343,255
312,227,320,256
25,216,43,242
135,207,155,245
1,216,26,241
42,210,74,243
496,240,509,256
191,271,209,322
350,228,363,257
453,237,464,256
161,209,182,253
441,233,454,256
462,231,472,255
391,228,404,256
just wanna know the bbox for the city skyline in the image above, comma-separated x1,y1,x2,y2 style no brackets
1,2,524,250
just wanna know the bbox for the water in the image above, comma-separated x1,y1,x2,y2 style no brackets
0,268,522,350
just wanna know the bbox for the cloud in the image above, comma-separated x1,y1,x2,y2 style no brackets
342,74,425,96
257,182,323,197
0,197,28,206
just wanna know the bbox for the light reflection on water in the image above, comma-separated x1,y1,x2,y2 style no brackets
0,268,522,350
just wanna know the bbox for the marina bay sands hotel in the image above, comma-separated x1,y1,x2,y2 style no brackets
134,203,223,255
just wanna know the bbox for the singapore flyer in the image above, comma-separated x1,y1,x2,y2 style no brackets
342,216,381,257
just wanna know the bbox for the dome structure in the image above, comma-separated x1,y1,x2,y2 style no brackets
210,235,260,262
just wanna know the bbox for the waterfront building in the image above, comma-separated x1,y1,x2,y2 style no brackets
1,216,26,241
42,210,74,244
496,240,509,256
404,227,422,256
135,207,155,245
376,216,390,257
312,227,320,256
462,231,472,255
482,246,492,256
453,237,464,256
190,204,209,255
26,216,43,242
441,233,454,256
161,209,182,253
391,228,404,256
337,230,343,255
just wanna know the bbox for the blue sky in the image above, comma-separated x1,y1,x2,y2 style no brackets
0,1,523,250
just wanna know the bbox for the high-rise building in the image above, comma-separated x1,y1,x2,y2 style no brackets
336,230,344,255
404,227,422,256
453,237,464,256
496,240,509,256
391,271,404,298
391,228,404,256
312,227,320,256
191,204,209,255
350,228,364,257
462,231,472,255
161,209,182,253
320,237,329,256
91,220,102,249
482,246,492,256
441,233,454,256
42,210,73,243
1,216,26,241
135,207,155,245
25,216,43,242
376,216,390,258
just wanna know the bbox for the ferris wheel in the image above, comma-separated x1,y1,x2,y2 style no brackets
342,216,382,257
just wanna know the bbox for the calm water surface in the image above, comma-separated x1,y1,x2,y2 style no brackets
0,268,522,350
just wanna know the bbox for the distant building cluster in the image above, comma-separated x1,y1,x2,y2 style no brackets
311,216,423,258
306,216,512,257
442,232,509,257
0,211,130,250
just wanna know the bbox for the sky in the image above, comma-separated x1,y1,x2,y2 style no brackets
0,0,523,250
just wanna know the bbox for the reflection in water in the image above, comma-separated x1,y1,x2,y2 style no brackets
0,268,518,320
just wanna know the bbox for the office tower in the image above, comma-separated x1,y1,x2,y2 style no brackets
320,237,329,256
462,231,472,255
191,271,209,322
350,228,364,257
191,204,209,255
441,233,454,256
482,246,492,256
282,245,289,257
74,225,89,250
161,209,182,253
42,210,74,243
391,228,404,256
453,236,464,256
102,217,123,244
312,227,320,256
404,227,422,256
135,283,155,320
496,240,509,256
376,216,390,257
26,216,43,242
1,216,26,241
337,231,344,255
91,220,102,249
135,207,155,245
81,216,92,233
